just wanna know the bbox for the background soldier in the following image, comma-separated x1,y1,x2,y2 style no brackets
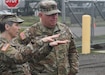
0,13,31,75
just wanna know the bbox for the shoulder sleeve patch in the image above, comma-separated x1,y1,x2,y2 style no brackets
20,31,26,40
1,43,10,51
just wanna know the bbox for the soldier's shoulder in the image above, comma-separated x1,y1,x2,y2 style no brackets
0,39,4,48
27,22,41,31
32,22,40,27
57,22,65,26
0,41,10,52
11,38,19,46
57,22,73,35
0,37,6,45
57,22,69,29
57,22,69,27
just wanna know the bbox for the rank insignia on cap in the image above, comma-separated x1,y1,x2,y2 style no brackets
20,32,26,40
1,43,10,51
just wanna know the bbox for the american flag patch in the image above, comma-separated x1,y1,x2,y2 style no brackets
20,32,26,40
1,43,10,51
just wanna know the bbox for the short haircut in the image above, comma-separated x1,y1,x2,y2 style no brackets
0,21,14,33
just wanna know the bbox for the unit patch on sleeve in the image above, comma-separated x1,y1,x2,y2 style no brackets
20,31,26,40
1,43,10,51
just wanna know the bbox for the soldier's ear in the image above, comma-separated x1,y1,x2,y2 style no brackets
5,24,10,30
38,12,43,17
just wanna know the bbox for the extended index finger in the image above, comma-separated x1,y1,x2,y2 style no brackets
50,34,60,39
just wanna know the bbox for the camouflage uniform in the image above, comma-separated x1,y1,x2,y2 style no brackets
0,12,32,75
18,0,79,75
0,33,54,75
0,36,32,75
18,22,79,75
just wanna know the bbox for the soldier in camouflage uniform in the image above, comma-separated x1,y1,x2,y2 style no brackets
17,0,79,75
0,13,68,75
0,13,31,75
0,13,34,75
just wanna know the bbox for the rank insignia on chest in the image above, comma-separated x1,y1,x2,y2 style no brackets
1,43,10,51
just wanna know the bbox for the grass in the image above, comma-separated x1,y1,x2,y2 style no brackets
76,35,105,53
19,16,39,26
77,45,105,54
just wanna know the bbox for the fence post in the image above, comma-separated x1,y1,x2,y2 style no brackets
82,15,91,54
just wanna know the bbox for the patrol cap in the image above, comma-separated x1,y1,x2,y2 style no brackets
0,13,24,23
38,0,61,15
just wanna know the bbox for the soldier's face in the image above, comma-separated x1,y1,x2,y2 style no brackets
39,13,58,28
6,23,20,38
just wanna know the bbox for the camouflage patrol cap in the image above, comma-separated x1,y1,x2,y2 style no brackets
38,0,61,15
0,13,24,23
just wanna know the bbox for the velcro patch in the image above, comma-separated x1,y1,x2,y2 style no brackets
20,32,26,40
1,43,10,51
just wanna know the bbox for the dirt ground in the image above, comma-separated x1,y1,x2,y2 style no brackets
77,53,105,75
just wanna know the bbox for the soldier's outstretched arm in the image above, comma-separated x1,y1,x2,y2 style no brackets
31,35,70,63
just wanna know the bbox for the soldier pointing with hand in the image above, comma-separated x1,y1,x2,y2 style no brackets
16,0,79,75
0,12,69,75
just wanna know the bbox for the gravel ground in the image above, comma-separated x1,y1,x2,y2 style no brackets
77,53,105,75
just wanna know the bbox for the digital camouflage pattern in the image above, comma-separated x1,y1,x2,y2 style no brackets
0,36,32,75
18,22,79,75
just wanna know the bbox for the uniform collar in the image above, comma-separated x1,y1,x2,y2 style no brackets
0,35,9,43
39,22,61,35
